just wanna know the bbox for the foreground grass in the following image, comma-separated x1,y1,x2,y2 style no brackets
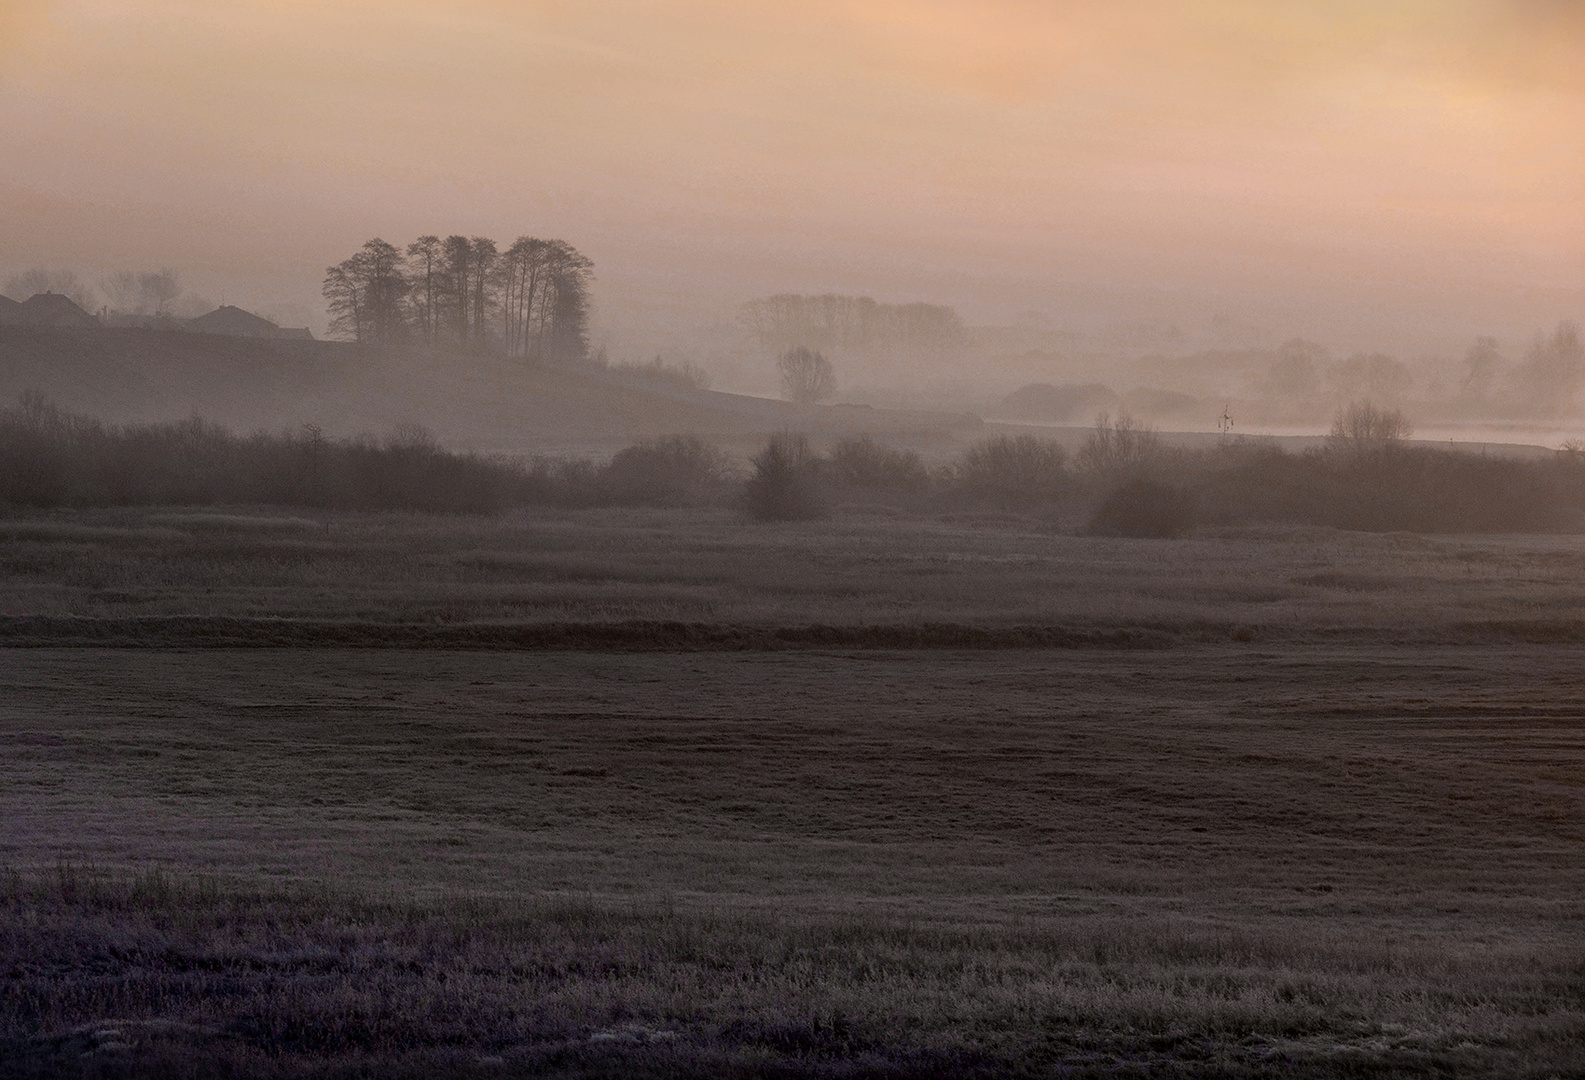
4,646,1585,1076
3,505,1585,641
5,867,1582,1079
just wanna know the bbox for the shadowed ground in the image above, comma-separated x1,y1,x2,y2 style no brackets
3,644,1583,1076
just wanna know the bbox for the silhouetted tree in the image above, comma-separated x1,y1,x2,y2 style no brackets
1512,322,1584,417
777,346,835,404
468,236,498,347
499,236,547,358
323,239,408,345
1330,400,1412,446
543,239,593,364
1077,411,1161,476
1459,336,1502,401
405,235,442,344
439,235,474,347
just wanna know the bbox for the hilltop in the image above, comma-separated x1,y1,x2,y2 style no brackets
0,325,982,458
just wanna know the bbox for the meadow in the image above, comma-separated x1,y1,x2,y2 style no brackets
2,507,1584,1076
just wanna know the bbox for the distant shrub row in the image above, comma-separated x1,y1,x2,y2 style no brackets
0,394,530,514
737,418,1585,536
3,395,1582,534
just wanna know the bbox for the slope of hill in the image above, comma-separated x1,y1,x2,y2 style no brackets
0,326,982,457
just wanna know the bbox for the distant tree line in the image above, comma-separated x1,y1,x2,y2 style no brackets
742,294,966,363
323,236,593,362
8,391,1582,537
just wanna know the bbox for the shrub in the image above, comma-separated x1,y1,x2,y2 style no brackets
599,435,735,507
743,432,826,521
827,436,928,491
1088,478,1196,537
1076,410,1162,477
953,434,1068,502
0,396,522,514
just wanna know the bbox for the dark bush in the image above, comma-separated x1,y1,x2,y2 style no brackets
0,396,523,513
598,435,735,507
1076,411,1163,478
827,436,928,491
1198,444,1585,533
953,435,1068,502
743,432,826,521
1088,478,1197,537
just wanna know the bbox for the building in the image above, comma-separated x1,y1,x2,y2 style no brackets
0,292,100,329
185,304,314,340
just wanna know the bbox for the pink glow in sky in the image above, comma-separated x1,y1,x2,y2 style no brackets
2,1,1581,352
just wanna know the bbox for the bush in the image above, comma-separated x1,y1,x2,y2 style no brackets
1088,478,1196,537
743,432,826,521
827,436,928,491
1198,444,1585,533
953,435,1068,502
0,396,523,514
1076,410,1163,477
598,435,735,507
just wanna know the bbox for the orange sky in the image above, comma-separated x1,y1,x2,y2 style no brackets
1,0,1581,352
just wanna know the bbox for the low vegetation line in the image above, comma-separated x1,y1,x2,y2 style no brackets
6,394,1585,534
0,616,1180,651
7,616,1585,649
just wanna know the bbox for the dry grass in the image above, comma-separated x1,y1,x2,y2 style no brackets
3,644,1585,1076
4,511,1585,1075
0,505,1583,640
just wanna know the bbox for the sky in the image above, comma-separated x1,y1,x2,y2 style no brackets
1,0,1582,356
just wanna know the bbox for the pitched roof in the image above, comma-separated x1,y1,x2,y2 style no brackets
185,304,282,338
16,292,98,328
0,295,22,325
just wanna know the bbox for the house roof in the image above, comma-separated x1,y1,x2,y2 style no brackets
186,304,283,338
0,295,22,325
16,292,98,328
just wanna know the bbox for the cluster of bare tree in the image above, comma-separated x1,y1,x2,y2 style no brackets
98,269,182,318
742,294,966,363
323,235,593,362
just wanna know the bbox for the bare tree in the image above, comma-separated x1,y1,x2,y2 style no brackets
467,236,498,348
1511,322,1584,417
543,239,592,364
405,236,442,345
99,271,145,315
4,269,97,312
1459,336,1502,400
439,235,473,347
777,346,835,404
140,269,181,317
322,239,408,345
1330,400,1412,446
499,236,547,358
1077,410,1161,476
322,262,365,342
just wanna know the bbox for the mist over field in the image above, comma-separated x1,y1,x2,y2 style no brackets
4,3,1585,1078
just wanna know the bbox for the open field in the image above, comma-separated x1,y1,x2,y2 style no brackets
2,506,1585,642
3,510,1585,1076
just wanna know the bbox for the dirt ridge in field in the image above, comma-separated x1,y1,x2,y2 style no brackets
3,613,1584,649
0,615,1179,650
